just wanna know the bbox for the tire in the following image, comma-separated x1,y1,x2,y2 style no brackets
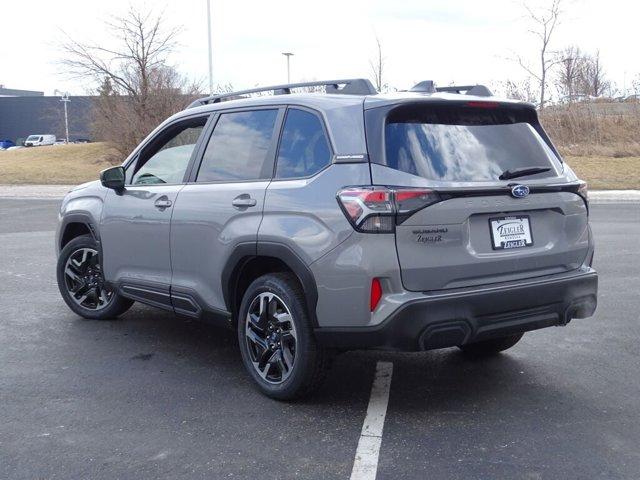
237,273,329,400
56,234,133,320
459,333,524,357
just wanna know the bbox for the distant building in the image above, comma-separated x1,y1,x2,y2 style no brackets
0,85,44,97
0,94,94,143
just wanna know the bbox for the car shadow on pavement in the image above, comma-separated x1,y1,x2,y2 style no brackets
64,303,376,407
368,347,575,411
63,303,606,419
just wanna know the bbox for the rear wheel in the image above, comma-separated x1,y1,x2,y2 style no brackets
459,333,524,357
56,235,133,320
237,273,329,400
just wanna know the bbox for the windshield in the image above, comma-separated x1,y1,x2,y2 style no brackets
384,105,562,182
26,135,40,141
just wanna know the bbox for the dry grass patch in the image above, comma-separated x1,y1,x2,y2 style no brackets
565,156,640,190
0,143,119,185
542,103,640,157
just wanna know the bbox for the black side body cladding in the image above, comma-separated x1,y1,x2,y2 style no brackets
116,279,232,328
258,242,319,327
58,213,98,252
112,242,319,329
222,242,319,327
221,241,258,318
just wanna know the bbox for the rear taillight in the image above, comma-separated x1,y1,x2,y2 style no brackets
394,188,441,222
336,187,394,233
337,186,441,233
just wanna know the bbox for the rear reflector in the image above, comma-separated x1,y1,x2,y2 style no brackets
370,278,383,311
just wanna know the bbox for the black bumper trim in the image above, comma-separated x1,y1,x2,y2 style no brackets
314,270,598,352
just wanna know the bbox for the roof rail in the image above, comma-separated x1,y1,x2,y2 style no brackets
436,84,493,97
187,78,377,109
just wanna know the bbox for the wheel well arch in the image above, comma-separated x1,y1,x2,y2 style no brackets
223,243,319,327
60,221,94,250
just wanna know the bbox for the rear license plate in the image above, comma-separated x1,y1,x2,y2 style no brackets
489,216,533,250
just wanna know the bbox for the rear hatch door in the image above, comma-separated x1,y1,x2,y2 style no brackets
367,101,590,291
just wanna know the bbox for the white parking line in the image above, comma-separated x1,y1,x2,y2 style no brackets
350,361,394,480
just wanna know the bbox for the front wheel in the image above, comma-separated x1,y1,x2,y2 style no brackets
56,235,133,320
459,333,524,357
237,273,329,400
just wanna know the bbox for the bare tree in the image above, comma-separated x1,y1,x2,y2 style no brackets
632,75,640,96
499,78,539,104
579,50,610,98
555,45,584,101
60,6,201,157
369,36,385,92
516,0,563,109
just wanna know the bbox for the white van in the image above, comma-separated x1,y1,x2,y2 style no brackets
24,134,56,147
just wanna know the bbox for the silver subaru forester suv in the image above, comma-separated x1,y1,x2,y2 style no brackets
56,79,598,399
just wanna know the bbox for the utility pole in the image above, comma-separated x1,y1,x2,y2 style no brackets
207,0,214,94
282,52,294,83
55,90,71,143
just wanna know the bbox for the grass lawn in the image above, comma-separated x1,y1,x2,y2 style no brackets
0,143,119,185
0,143,638,190
565,156,640,190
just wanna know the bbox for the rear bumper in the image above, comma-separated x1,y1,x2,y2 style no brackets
314,268,598,351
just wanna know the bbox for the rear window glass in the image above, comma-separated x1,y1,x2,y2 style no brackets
384,105,561,182
275,109,331,179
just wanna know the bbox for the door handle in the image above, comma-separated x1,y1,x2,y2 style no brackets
232,194,257,208
154,196,173,210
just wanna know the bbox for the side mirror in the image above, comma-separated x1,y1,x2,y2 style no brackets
100,166,126,191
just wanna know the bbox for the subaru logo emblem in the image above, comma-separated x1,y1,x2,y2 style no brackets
511,185,530,198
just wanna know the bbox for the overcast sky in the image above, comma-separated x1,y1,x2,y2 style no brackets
1,0,637,97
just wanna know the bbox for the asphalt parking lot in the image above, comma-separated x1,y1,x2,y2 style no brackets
1,199,639,480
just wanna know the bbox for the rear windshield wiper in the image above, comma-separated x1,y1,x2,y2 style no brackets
499,166,551,181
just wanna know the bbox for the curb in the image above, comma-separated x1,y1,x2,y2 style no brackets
0,185,73,199
589,190,640,204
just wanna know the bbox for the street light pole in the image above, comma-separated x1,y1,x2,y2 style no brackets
282,52,294,83
207,0,214,94
57,91,71,144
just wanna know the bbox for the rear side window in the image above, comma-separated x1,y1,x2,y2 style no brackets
196,109,278,182
275,109,331,179
384,105,561,182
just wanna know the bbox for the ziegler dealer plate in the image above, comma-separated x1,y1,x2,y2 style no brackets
489,216,534,250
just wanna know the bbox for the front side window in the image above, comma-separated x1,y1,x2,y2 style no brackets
275,109,331,179
132,118,207,185
384,105,561,182
196,109,278,182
